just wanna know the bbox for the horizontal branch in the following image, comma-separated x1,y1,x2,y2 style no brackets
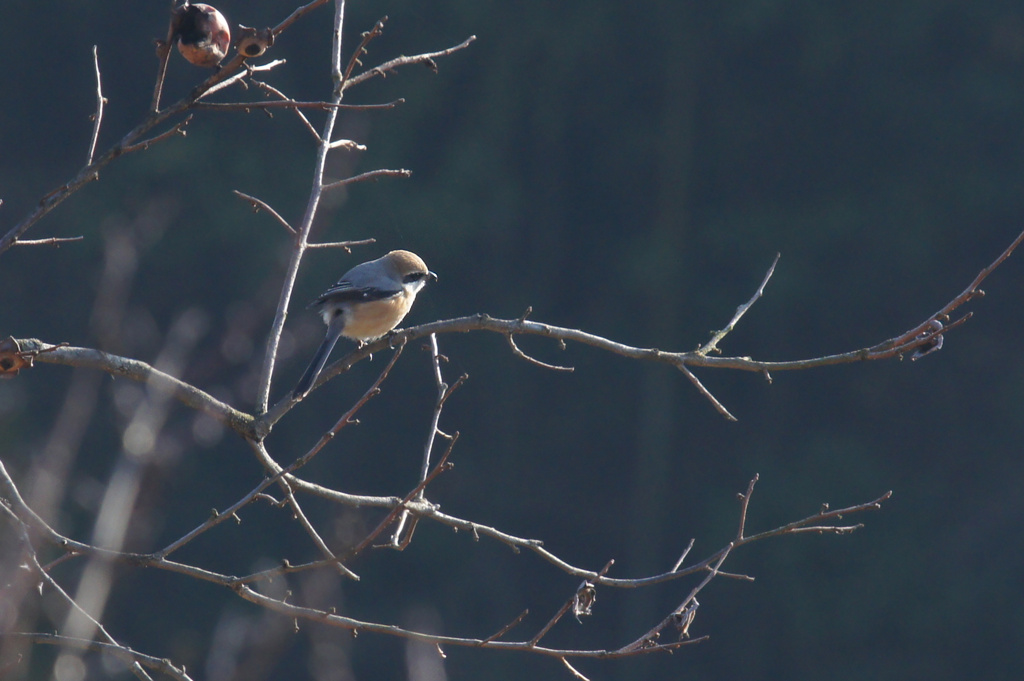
11,236,84,247
15,229,1021,437
322,168,411,191
193,99,403,112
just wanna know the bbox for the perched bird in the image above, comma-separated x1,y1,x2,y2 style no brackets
292,250,436,398
173,3,231,68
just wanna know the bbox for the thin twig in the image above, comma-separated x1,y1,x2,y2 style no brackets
322,168,412,191
342,35,478,91
151,0,177,112
346,435,457,558
279,479,359,580
12,236,84,247
273,0,331,37
306,238,377,250
701,252,780,355
671,538,696,572
10,633,192,681
870,227,1024,353
678,364,736,421
342,17,388,85
508,333,574,371
252,79,320,140
234,190,296,234
392,334,459,543
120,116,192,153
560,657,591,681
480,610,530,644
193,99,402,112
86,46,105,165
419,334,448,487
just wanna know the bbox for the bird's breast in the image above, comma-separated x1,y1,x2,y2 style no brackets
337,293,414,341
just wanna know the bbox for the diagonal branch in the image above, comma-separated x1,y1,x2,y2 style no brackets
700,252,780,355
342,35,478,91
18,339,254,435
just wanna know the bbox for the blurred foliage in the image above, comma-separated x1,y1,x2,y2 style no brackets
2,1,1024,680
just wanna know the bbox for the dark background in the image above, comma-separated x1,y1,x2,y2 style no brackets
2,1,1023,680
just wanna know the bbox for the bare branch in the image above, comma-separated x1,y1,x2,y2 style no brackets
322,168,412,192
507,325,573,368
678,364,736,420
19,339,255,436
306,238,377,250
871,227,1024,353
561,657,592,680
120,116,192,153
700,252,780,355
150,0,177,112
279,478,359,580
86,46,106,165
342,17,389,84
234,190,296,234
481,610,530,644
671,538,696,572
192,99,403,112
342,35,478,91
273,0,331,37
12,236,84,247
8,634,191,681
252,79,320,140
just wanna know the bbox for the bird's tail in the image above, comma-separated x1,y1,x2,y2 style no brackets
293,330,342,399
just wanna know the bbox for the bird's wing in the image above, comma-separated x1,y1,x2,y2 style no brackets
312,280,401,306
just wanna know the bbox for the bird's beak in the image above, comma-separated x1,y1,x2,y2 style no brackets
427,271,438,282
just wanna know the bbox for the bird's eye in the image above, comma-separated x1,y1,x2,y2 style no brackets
403,272,426,283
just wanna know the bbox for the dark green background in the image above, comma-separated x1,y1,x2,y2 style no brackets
2,1,1023,679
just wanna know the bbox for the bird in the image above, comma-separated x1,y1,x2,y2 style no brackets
292,250,436,398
